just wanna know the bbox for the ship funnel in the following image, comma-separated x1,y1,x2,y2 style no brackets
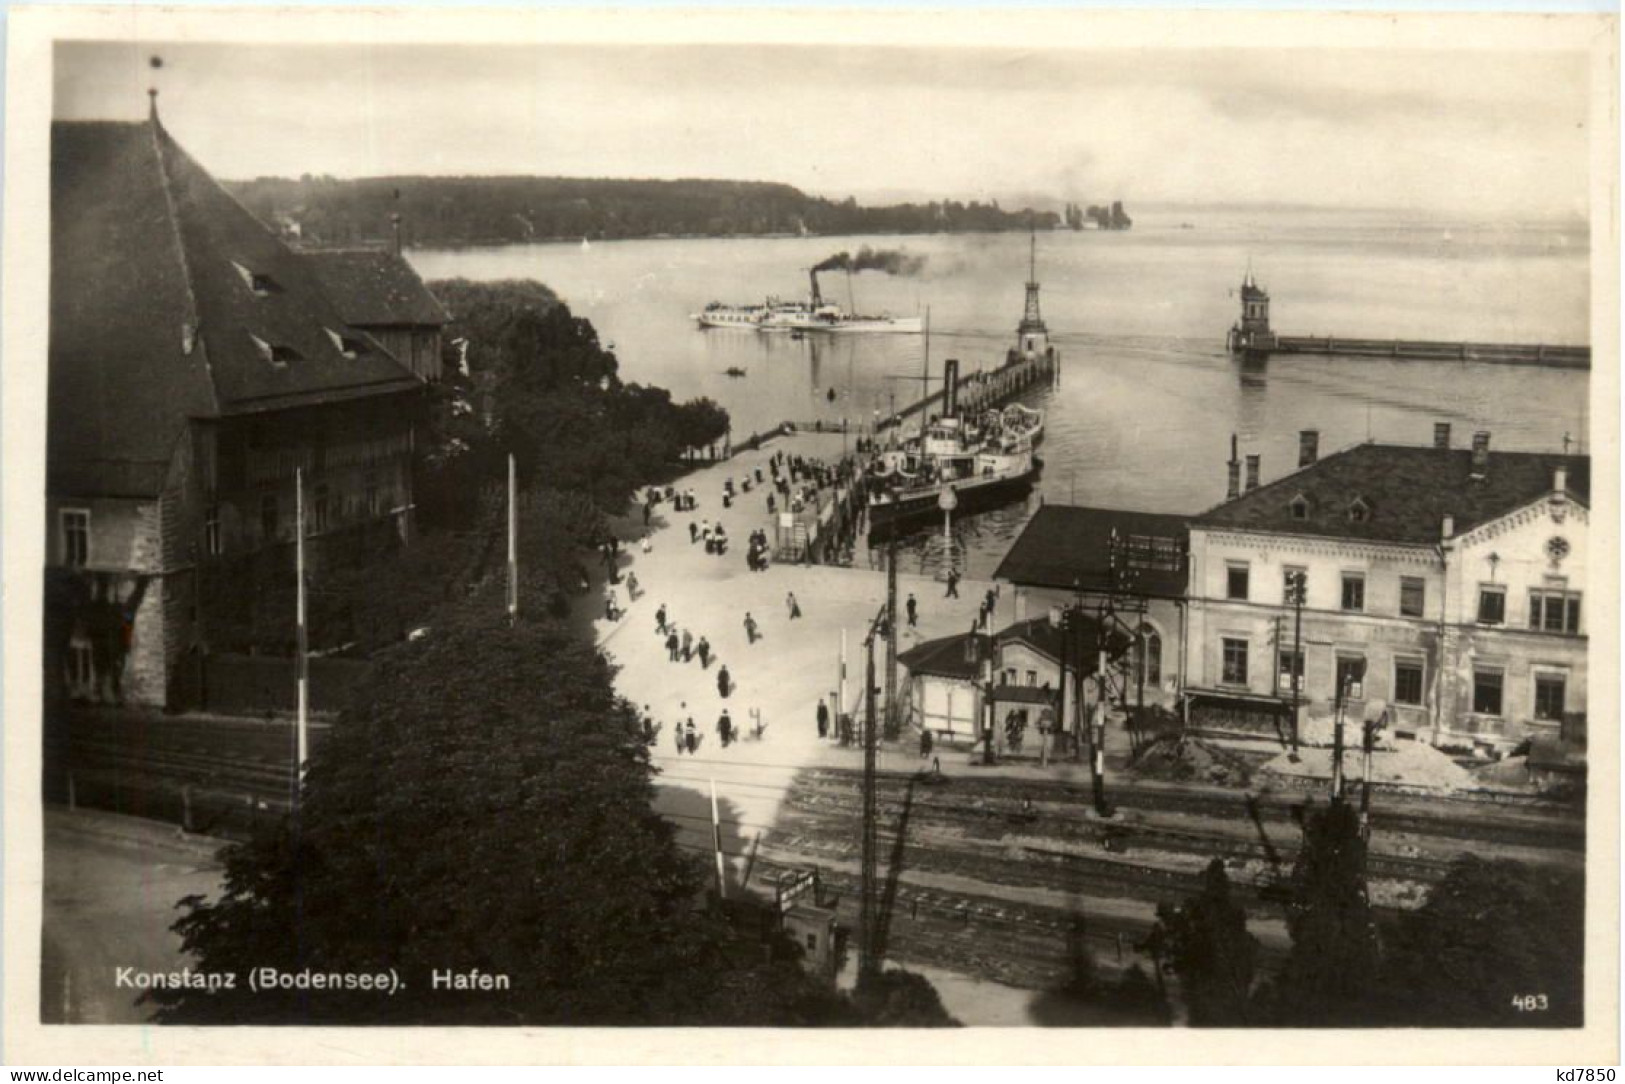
943,358,960,416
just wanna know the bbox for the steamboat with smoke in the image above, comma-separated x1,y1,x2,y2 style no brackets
691,246,926,334
864,393,1044,537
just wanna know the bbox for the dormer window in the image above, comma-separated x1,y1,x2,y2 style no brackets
1289,494,1310,521
233,261,281,297
1348,496,1371,524
250,333,303,369
325,328,369,359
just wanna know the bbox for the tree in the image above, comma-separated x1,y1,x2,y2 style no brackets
148,588,817,1025
1272,800,1380,1025
1145,859,1259,1026
850,969,960,1027
1377,854,1583,1027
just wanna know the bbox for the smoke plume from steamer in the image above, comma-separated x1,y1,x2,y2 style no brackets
812,246,927,276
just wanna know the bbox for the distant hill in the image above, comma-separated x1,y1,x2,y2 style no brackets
224,174,1066,246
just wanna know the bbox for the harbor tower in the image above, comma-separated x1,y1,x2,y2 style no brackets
1017,230,1049,357
1226,270,1277,353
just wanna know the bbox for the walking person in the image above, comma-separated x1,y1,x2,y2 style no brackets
685,718,698,755
682,628,694,662
945,569,960,598
666,630,680,662
689,521,699,544
906,593,918,628
817,697,830,739
626,572,640,600
787,592,802,620
717,664,733,700
656,604,668,635
920,727,934,760
718,709,734,749
743,612,760,644
697,636,711,670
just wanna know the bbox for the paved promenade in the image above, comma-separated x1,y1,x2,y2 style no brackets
590,431,1005,887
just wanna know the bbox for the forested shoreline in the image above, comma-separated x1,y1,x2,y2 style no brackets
224,174,1132,246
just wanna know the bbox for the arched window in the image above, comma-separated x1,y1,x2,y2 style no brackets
1135,624,1163,688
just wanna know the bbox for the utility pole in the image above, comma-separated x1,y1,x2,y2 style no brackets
294,468,309,791
710,778,727,901
1359,712,1381,839
1332,675,1350,802
1288,570,1306,755
884,538,899,741
858,603,885,983
507,453,518,625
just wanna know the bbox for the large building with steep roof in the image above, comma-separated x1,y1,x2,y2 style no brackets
48,109,430,707
1185,426,1588,749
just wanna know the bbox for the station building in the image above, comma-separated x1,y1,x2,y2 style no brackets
1184,427,1588,751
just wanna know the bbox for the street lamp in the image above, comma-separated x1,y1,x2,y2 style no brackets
938,486,958,580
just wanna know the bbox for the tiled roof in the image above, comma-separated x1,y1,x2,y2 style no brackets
50,120,422,498
1193,443,1589,545
302,248,449,328
992,505,1190,599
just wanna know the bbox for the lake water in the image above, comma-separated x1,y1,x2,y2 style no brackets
409,208,1590,577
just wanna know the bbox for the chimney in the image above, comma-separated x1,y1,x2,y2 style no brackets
1554,465,1567,495
1433,422,1452,449
1226,434,1241,500
1245,454,1261,493
1298,429,1319,468
1441,513,1454,540
1048,605,1063,628
1470,431,1490,479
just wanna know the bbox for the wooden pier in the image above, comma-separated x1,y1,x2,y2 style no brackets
877,345,1058,434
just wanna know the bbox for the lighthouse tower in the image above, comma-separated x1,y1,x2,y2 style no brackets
1017,229,1049,357
1227,269,1276,353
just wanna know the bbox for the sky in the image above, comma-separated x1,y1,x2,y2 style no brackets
54,40,1594,218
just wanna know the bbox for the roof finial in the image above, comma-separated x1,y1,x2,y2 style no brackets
147,55,163,123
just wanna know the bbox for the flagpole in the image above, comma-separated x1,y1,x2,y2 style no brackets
295,467,309,785
507,453,518,625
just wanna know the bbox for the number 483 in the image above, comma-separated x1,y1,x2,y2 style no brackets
1512,994,1549,1012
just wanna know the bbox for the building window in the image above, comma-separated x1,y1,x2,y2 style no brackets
1472,667,1504,717
1340,573,1365,613
326,327,369,359
1025,670,1037,687
1529,589,1582,634
204,504,221,557
233,261,282,296
1348,496,1371,524
1002,668,1015,686
1290,496,1309,521
1534,674,1566,722
250,333,303,368
1335,656,1366,702
1477,586,1506,625
1283,567,1307,606
1394,659,1424,706
1137,626,1162,686
60,509,90,567
1277,649,1304,694
68,640,94,689
1399,576,1426,618
1221,638,1249,685
260,493,279,542
313,483,330,533
1226,563,1250,601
